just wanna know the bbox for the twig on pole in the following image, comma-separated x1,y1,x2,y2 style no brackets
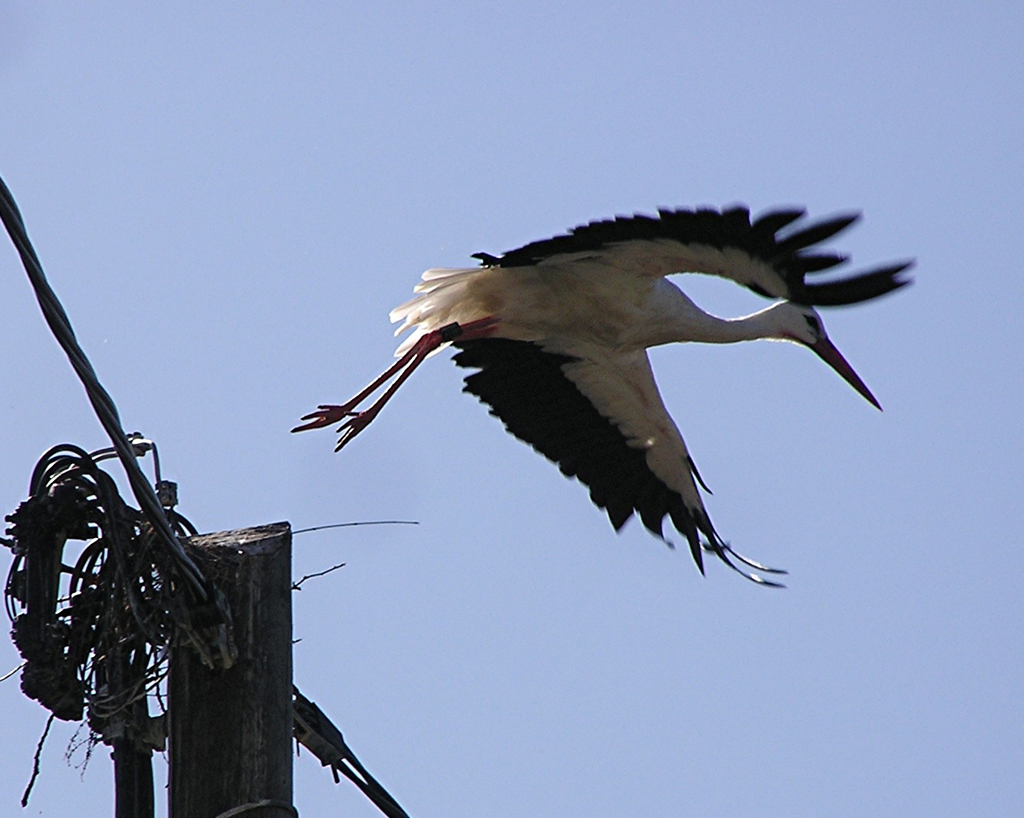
292,563,346,590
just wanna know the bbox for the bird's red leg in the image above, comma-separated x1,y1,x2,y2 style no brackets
291,340,430,433
329,340,437,450
292,316,499,449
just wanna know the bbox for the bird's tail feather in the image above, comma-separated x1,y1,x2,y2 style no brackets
389,267,482,357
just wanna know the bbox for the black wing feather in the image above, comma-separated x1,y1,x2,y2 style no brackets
802,261,914,306
771,212,860,259
471,205,912,307
451,338,707,568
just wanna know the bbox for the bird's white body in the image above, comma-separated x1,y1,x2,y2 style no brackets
393,262,799,355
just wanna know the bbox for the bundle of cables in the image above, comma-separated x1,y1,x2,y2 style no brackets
4,438,205,743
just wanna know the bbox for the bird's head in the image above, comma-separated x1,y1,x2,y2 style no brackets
769,301,882,410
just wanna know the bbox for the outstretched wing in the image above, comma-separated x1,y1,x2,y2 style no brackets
472,206,912,307
452,337,782,584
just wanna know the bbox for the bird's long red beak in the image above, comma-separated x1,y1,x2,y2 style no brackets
809,337,881,410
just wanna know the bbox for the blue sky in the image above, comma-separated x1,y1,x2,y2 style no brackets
1,2,1021,816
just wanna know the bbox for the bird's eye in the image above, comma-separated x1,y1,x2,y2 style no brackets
803,314,822,336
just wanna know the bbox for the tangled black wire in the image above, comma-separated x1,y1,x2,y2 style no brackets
0,173,229,642
5,439,197,735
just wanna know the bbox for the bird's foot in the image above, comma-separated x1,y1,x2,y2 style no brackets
332,409,380,451
291,314,501,450
291,403,356,433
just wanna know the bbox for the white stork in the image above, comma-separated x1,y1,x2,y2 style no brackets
294,206,911,583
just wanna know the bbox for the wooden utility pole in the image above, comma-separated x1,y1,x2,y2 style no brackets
168,523,294,818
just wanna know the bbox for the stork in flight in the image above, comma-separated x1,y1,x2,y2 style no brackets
293,206,911,583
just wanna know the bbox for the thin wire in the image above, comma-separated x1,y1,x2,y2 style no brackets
292,521,418,535
1,661,26,683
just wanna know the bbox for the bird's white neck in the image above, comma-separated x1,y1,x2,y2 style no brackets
646,285,794,348
699,302,794,344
